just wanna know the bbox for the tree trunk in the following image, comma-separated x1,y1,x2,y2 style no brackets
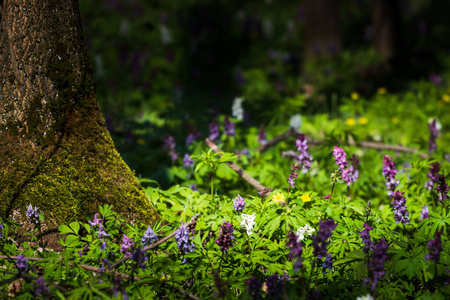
0,0,158,228
371,0,401,68
303,0,341,63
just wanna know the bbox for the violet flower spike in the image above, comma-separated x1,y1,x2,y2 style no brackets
183,153,194,169
360,224,373,253
120,234,134,256
368,239,389,291
288,164,300,188
0,223,4,239
332,146,352,186
16,253,28,274
224,116,235,136
425,162,440,191
312,219,337,259
322,253,334,274
425,230,443,263
246,277,263,300
391,191,410,225
420,205,430,221
34,276,50,296
209,120,220,141
216,221,235,254
436,174,449,201
233,195,246,213
287,231,303,272
26,204,39,227
296,134,313,173
141,226,158,246
89,213,102,228
382,155,399,197
175,222,195,262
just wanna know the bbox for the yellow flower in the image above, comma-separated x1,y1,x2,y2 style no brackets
301,194,311,203
392,117,399,124
345,118,356,126
351,92,359,100
442,94,450,103
273,193,285,205
359,117,369,125
377,87,387,95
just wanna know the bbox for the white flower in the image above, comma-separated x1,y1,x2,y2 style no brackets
241,213,256,235
160,25,172,45
295,224,315,242
232,97,244,121
289,114,302,132
356,294,373,300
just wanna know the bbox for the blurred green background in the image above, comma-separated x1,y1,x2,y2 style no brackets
78,0,450,188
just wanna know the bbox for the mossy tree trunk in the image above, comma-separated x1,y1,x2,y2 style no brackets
0,0,158,228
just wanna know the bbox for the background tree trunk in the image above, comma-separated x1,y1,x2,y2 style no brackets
303,0,341,63
371,0,401,69
0,0,158,228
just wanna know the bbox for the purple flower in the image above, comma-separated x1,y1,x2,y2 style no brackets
99,258,110,272
120,234,134,256
436,174,449,200
98,224,110,239
266,274,282,299
26,204,39,226
216,222,234,254
0,223,3,239
163,135,178,162
190,183,198,191
34,277,50,296
246,277,263,300
332,146,352,186
185,131,202,146
131,247,148,271
175,222,195,262
420,205,430,221
428,119,438,154
425,162,440,191
258,125,267,146
16,253,28,273
391,191,410,225
324,194,330,200
322,253,334,274
360,224,373,253
349,154,360,182
296,134,312,173
224,116,235,136
183,153,194,169
368,239,389,291
382,155,399,197
233,195,246,213
112,275,128,300
288,164,300,188
89,213,102,228
286,231,303,271
312,219,337,259
141,226,158,246
425,230,443,263
209,120,220,141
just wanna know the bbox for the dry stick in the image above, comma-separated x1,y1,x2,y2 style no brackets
205,138,266,193
259,128,429,158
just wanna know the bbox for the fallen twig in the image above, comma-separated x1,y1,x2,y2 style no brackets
205,138,267,194
259,128,428,158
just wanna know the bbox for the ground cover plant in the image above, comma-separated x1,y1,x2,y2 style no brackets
1,88,450,299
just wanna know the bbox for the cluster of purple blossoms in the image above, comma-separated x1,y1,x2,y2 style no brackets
175,222,195,262
265,274,283,299
332,146,353,186
185,130,202,147
16,253,28,273
233,195,246,213
312,219,337,259
360,224,374,253
258,125,267,146
368,239,389,291
288,164,300,189
88,213,102,228
436,174,449,201
183,153,194,169
286,231,303,272
246,277,263,300
141,226,158,247
224,116,235,136
209,120,220,141
216,221,235,254
425,162,440,191
322,253,334,274
428,119,438,154
349,154,360,182
425,230,443,263
296,134,313,173
420,205,430,221
391,191,410,225
26,204,39,227
131,247,149,272
163,135,178,162
382,155,399,197
258,187,273,198
0,223,3,239
99,258,110,272
120,234,135,256
34,277,50,297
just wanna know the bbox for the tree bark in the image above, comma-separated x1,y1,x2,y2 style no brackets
0,0,158,228
303,0,341,63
